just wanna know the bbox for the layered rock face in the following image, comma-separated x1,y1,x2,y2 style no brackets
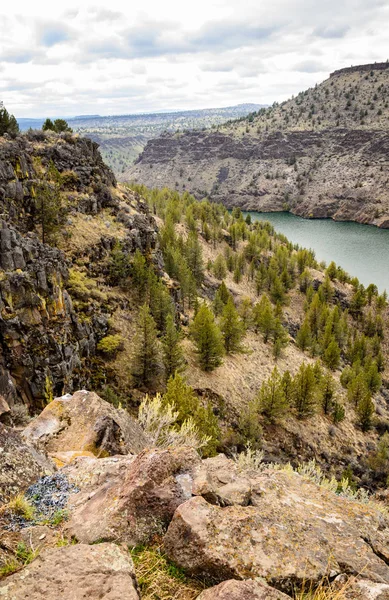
0,133,160,411
127,63,389,227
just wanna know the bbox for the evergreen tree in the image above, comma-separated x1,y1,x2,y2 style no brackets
0,102,19,137
323,337,341,370
213,281,231,315
282,370,293,405
212,254,227,279
190,304,224,371
320,372,335,415
296,319,312,352
357,393,375,432
185,232,204,284
162,314,185,379
163,372,197,420
253,295,275,342
220,297,244,353
257,367,288,422
347,373,370,408
131,304,161,387
293,363,317,418
34,162,62,244
108,242,131,285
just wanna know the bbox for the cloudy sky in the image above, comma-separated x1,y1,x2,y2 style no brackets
1,0,388,118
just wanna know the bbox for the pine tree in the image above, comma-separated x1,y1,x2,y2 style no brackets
131,304,161,387
347,373,370,408
357,393,375,432
212,254,227,280
323,337,341,370
296,319,312,351
0,102,19,137
253,295,275,343
320,372,335,414
213,281,231,316
185,232,204,284
272,318,288,359
220,297,244,353
190,304,224,371
293,362,317,418
34,162,62,244
162,314,185,380
257,367,288,422
163,372,196,420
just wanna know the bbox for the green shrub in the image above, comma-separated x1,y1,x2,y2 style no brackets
97,334,123,356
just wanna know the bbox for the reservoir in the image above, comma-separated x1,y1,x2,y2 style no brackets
245,212,389,293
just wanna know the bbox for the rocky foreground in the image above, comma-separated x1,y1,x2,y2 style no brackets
1,390,389,599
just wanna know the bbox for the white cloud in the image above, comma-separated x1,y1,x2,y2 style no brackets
1,0,388,117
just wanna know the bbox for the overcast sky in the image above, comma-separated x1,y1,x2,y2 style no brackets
1,0,388,118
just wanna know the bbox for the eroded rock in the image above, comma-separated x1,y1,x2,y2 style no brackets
0,423,54,503
22,390,147,457
164,469,389,593
65,446,201,545
0,543,140,600
197,580,291,600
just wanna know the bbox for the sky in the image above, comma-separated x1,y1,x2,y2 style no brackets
1,0,388,118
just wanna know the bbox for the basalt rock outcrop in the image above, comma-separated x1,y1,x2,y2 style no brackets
0,132,161,411
127,63,389,228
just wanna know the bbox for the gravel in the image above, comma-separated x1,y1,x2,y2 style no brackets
5,473,79,531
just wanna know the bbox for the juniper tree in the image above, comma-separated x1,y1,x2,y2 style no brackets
162,314,185,380
323,337,341,371
131,304,162,387
212,254,227,280
357,393,375,432
0,102,19,137
320,371,335,415
293,362,317,419
256,367,288,422
220,297,244,354
190,304,224,371
296,319,312,352
253,295,275,343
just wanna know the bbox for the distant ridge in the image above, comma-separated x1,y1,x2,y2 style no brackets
128,63,389,229
330,61,389,77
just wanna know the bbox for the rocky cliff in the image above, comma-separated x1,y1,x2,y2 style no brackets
126,63,389,227
0,132,160,412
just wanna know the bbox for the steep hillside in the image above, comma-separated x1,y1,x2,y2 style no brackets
127,63,389,227
0,131,161,412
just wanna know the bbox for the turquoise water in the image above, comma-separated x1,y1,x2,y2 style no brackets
244,212,389,293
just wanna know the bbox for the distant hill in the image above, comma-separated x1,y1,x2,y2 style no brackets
17,104,264,174
127,63,389,228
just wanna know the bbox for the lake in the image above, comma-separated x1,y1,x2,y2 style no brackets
244,212,389,293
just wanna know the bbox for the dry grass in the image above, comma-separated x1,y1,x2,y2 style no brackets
295,575,353,600
1,494,35,521
130,546,205,600
61,209,127,256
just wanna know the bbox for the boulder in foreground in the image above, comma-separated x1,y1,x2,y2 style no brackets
22,390,147,457
197,579,291,599
0,423,54,503
65,446,201,545
165,469,389,592
0,543,140,600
